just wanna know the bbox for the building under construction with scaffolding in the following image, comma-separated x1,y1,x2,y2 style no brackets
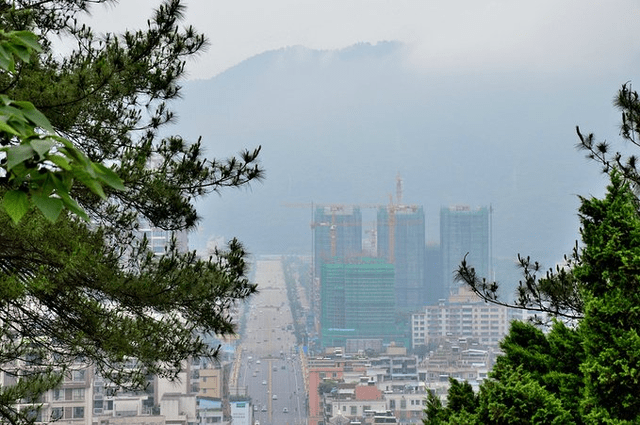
313,205,362,278
377,205,426,312
311,177,427,350
320,257,402,348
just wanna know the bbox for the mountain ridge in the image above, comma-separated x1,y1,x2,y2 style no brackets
174,40,618,276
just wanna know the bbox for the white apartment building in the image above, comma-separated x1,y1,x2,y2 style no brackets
412,287,512,348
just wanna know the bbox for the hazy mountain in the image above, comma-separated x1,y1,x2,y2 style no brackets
173,41,624,272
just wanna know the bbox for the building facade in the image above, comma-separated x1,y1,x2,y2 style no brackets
377,205,426,312
313,205,363,277
440,205,490,294
411,287,512,348
320,258,400,348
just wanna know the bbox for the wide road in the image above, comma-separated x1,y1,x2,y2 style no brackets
238,258,306,425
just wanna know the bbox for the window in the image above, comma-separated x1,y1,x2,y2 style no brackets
22,407,41,422
389,400,396,409
342,405,346,412
350,406,357,415
73,388,85,401
73,407,84,419
400,399,407,409
73,370,86,381
52,389,63,401
51,408,63,420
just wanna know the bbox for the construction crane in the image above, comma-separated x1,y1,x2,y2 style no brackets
384,174,421,263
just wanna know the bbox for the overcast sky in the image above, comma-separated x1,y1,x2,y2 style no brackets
86,0,640,80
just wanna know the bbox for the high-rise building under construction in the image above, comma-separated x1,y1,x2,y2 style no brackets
313,205,362,276
440,205,491,294
377,205,427,311
320,257,401,348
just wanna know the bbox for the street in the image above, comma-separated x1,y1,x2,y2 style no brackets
238,259,306,425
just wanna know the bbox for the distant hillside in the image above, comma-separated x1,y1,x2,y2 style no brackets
173,41,620,275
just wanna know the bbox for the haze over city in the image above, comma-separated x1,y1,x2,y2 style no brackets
3,2,640,425
77,1,639,270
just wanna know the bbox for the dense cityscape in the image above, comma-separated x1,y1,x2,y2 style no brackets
0,176,536,425
2,1,640,425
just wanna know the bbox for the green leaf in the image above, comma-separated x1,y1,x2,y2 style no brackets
11,31,42,53
5,144,35,170
3,190,29,224
13,101,54,132
73,167,106,198
30,139,56,159
56,191,89,221
53,136,88,164
32,193,63,222
47,154,72,171
5,42,30,63
0,118,19,136
0,44,15,72
50,173,73,194
93,163,127,191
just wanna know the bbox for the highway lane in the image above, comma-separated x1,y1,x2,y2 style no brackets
237,259,306,425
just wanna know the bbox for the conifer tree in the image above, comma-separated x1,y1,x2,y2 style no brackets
0,1,263,423
426,172,640,424
576,172,640,423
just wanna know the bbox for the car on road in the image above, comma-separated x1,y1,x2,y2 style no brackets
283,407,288,413
262,380,267,385
272,394,277,400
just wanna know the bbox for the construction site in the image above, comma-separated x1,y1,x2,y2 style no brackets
304,176,428,351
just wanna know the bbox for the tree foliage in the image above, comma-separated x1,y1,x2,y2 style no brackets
0,1,263,423
456,82,640,321
576,172,640,423
423,378,477,424
0,28,125,223
432,172,640,424
424,322,580,425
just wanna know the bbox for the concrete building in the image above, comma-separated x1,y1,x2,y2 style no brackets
307,359,354,425
195,398,224,425
424,243,444,305
20,365,95,424
138,220,189,256
377,205,426,312
313,205,363,277
440,205,490,294
412,286,512,347
198,367,224,399
229,401,252,425
320,257,401,348
324,384,387,423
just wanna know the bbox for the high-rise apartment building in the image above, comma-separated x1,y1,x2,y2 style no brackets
425,243,445,304
377,205,426,312
412,286,514,347
320,257,400,348
440,205,490,294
